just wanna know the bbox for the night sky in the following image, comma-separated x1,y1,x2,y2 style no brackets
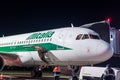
0,1,120,36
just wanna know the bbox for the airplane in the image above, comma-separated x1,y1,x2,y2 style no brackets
0,21,113,79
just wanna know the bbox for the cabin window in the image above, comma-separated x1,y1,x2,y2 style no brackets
32,40,35,43
47,38,49,41
41,39,43,42
44,39,46,42
24,41,26,44
36,39,38,42
17,42,19,44
14,42,16,45
50,38,52,41
38,39,40,42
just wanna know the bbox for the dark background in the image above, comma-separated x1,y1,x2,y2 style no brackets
0,1,120,36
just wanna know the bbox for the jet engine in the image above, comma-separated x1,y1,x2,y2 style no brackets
0,56,4,71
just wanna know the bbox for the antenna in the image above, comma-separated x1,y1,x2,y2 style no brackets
71,23,74,28
2,35,4,37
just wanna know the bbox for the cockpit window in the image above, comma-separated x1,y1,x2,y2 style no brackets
89,34,100,39
76,34,82,40
76,34,100,40
76,34,89,40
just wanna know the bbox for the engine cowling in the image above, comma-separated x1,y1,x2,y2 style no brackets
0,56,5,71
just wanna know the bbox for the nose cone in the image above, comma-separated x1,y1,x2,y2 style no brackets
96,41,113,62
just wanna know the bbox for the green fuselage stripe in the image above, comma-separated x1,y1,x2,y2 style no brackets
0,43,71,52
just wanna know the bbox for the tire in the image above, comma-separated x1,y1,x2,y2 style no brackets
31,70,36,77
37,70,42,77
72,76,78,80
31,69,42,77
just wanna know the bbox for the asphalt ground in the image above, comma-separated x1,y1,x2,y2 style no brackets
3,74,69,80
0,71,69,80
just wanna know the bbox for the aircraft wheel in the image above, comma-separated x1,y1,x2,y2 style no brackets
31,66,42,77
31,70,36,77
36,70,42,77
72,76,78,80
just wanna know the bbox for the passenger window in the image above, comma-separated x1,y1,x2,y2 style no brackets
82,34,89,39
76,34,82,40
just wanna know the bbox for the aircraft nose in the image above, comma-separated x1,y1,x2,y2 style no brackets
96,41,113,61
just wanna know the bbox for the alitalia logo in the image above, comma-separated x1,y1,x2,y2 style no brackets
26,31,55,40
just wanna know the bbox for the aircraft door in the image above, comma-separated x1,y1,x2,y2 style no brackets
57,30,69,50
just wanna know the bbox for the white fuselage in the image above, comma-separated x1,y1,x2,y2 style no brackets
0,27,113,67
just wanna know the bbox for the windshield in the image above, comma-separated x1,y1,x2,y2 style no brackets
76,34,100,40
89,34,100,39
76,34,82,40
82,34,89,39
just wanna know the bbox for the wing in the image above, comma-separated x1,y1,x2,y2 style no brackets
0,45,58,68
24,45,58,65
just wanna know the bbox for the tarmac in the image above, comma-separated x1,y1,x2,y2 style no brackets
1,73,69,80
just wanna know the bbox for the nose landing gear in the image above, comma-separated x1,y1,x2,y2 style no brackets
69,66,80,80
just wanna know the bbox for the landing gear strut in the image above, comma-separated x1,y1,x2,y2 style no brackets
69,66,80,80
31,66,42,77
